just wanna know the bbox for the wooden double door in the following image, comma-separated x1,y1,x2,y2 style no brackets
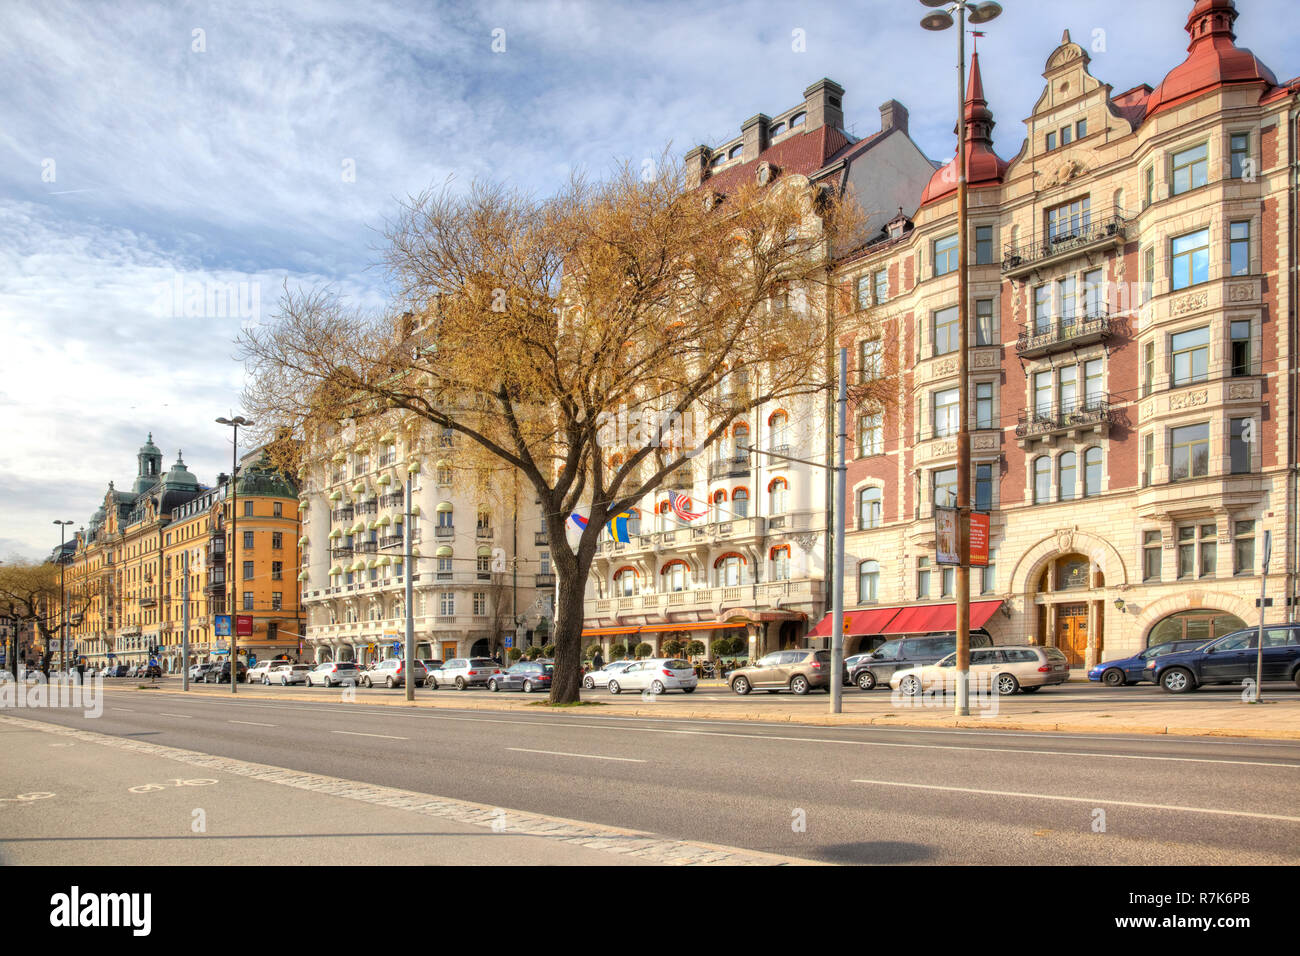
1055,604,1089,669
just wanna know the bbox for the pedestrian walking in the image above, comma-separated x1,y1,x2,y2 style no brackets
592,649,604,672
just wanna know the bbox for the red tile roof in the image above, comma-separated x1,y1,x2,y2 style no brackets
703,123,854,195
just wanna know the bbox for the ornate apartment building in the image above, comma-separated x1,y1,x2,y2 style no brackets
837,2,1298,668
65,436,302,671
580,77,938,660
298,417,549,663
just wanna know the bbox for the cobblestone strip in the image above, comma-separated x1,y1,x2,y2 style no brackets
0,714,814,866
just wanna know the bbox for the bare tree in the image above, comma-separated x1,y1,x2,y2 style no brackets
241,155,883,702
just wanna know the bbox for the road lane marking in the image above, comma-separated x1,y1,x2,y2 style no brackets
157,713,192,719
229,720,276,727
330,730,407,740
507,747,645,763
851,778,1300,823
111,708,136,712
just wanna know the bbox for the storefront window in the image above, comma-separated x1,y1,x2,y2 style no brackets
1147,609,1246,647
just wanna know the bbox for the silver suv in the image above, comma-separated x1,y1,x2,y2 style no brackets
429,658,500,690
361,658,427,688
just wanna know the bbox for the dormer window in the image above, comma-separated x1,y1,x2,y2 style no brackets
728,144,743,159
769,121,786,137
789,112,806,129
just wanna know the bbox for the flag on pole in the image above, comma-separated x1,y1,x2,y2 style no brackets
607,512,633,543
667,491,706,522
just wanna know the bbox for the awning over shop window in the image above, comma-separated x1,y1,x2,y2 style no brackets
808,600,1003,638
808,606,902,638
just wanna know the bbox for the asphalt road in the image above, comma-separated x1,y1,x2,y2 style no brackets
7,686,1300,865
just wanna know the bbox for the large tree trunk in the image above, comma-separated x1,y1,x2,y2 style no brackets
548,514,597,704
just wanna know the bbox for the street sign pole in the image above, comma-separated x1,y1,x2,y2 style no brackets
1254,530,1271,704
182,551,190,691
404,473,415,702
830,347,847,715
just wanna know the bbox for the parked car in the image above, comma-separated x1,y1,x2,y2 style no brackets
272,663,312,685
608,658,698,695
428,658,500,690
305,661,360,687
188,663,212,682
1147,626,1300,693
420,659,444,677
488,660,554,693
582,659,637,689
204,661,248,684
727,649,841,696
142,663,162,679
850,632,994,690
248,660,284,684
110,663,129,678
891,646,1070,697
361,658,427,688
1088,639,1210,686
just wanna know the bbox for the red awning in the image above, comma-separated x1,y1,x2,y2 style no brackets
881,599,1003,635
807,606,902,638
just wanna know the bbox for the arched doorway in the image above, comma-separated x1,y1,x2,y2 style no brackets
470,638,490,658
778,621,801,649
1036,553,1103,669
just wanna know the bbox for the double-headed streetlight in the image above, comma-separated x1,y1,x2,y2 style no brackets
53,520,73,674
217,415,254,694
919,0,1002,716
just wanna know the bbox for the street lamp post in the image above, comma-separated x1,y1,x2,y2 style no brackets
217,415,254,695
53,520,73,675
920,0,1002,717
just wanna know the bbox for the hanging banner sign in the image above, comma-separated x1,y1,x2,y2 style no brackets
969,512,991,568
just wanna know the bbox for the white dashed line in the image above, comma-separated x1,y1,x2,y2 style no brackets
507,748,646,763
331,730,407,740
157,713,192,719
229,720,276,727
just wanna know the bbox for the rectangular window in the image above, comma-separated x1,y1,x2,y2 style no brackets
940,566,955,598
975,225,994,265
1143,530,1162,582
1199,524,1218,578
1170,423,1210,481
271,591,282,611
1230,221,1250,276
1230,133,1249,179
1171,326,1210,385
474,592,487,615
934,234,959,276
1230,418,1252,474
1231,320,1251,376
1047,197,1090,241
917,556,931,599
244,501,254,517
860,338,882,382
440,592,455,616
243,591,254,610
243,531,254,550
856,275,871,310
1033,285,1052,333
1060,125,1072,146
975,463,993,512
933,306,959,355
1142,246,1155,303
1082,268,1103,317
1034,371,1053,419
975,382,994,430
1143,166,1154,209
271,561,282,581
1076,118,1087,140
933,468,957,509
1059,365,1078,415
1045,131,1056,152
272,532,282,550
933,388,959,438
1234,520,1255,575
974,298,994,346
858,413,883,457
874,268,888,304
1084,359,1104,408
1143,341,1155,397
1171,228,1210,290
1058,276,1077,326
273,501,282,517
243,560,254,581
1172,143,1208,195
981,548,997,595
1177,526,1196,579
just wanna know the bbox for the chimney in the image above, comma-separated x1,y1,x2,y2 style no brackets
217,473,229,487
684,144,712,187
802,78,845,131
741,113,771,162
879,99,909,135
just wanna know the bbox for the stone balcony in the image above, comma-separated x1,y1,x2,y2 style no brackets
585,577,821,626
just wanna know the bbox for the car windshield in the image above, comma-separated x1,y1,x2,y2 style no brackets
470,659,496,667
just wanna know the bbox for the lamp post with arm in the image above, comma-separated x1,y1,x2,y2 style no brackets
53,520,73,675
217,415,254,694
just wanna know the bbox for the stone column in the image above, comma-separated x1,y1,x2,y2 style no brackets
1085,600,1099,670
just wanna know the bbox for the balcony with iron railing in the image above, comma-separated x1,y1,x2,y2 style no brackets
357,501,378,516
380,535,403,550
535,573,556,588
1001,208,1130,277
534,530,549,546
707,453,752,481
379,453,396,467
380,493,403,509
435,525,455,539
476,525,493,539
1015,397,1116,445
1016,310,1113,358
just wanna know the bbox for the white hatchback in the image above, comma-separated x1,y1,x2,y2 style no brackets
582,660,637,689
606,658,698,695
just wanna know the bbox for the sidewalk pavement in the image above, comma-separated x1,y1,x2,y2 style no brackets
126,679,1300,741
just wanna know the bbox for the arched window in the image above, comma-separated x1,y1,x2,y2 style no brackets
712,489,728,505
714,552,745,587
1032,456,1050,504
770,545,791,581
789,111,806,128
436,502,453,528
768,477,788,514
857,487,882,530
1083,446,1102,497
732,487,749,518
858,560,880,604
1059,452,1077,501
728,144,743,159
1147,609,1246,646
769,121,786,137
769,411,789,449
661,559,688,593
613,567,638,597
436,545,453,578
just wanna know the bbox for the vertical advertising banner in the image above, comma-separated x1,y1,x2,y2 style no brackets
969,512,991,568
935,507,959,565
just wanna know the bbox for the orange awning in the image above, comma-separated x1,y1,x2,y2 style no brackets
637,621,748,633
581,625,642,637
808,607,901,638
882,600,1003,635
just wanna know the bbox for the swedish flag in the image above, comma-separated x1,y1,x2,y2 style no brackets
608,512,633,543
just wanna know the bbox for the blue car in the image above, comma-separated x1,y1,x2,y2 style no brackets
1147,625,1300,694
1088,639,1209,686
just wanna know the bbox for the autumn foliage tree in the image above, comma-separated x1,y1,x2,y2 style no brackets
0,558,99,676
240,155,877,703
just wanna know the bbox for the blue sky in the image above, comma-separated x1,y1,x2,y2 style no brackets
0,0,1294,558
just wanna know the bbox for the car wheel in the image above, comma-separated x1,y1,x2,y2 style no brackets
386,677,395,689
1101,668,1127,687
996,673,1020,696
488,679,499,692
1020,685,1041,693
650,680,665,695
607,679,621,695
1160,668,1194,694
523,680,534,694
262,677,269,685
856,670,876,691
790,676,810,695
325,678,334,688
455,677,467,690
1294,669,1300,690
899,675,922,697
280,676,288,686
731,676,750,696
429,678,438,690
583,676,595,690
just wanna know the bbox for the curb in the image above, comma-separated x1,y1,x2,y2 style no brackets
122,684,1300,741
